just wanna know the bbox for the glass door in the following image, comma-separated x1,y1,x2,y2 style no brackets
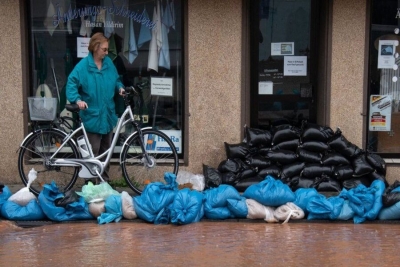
250,0,320,129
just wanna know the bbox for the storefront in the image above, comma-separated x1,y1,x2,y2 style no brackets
1,0,400,186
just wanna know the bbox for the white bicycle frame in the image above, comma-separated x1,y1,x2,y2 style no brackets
32,103,151,182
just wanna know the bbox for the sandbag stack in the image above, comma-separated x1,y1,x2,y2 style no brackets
205,121,388,193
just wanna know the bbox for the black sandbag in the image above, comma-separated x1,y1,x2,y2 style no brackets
382,180,400,207
297,148,322,163
271,139,300,152
352,154,374,177
257,165,281,179
237,168,258,180
245,126,272,148
234,176,264,193
327,129,363,158
203,164,222,188
290,176,315,190
281,162,306,179
301,163,334,178
224,142,250,159
245,155,272,169
300,121,335,143
298,141,329,153
333,165,354,180
342,176,372,190
261,149,299,165
366,152,386,176
271,124,301,145
321,152,350,166
55,190,80,208
221,172,238,185
367,171,389,187
218,159,241,173
315,175,342,192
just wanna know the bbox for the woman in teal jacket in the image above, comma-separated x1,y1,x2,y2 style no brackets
66,32,125,182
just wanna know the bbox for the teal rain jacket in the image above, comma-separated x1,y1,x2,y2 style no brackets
66,53,124,134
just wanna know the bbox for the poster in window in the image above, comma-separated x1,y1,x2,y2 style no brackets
369,95,392,131
378,40,396,69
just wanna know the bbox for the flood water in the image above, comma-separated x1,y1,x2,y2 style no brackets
1,220,400,266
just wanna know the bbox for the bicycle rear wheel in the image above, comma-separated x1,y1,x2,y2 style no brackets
120,129,179,195
18,128,80,195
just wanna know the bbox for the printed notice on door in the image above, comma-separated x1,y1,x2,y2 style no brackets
77,37,90,58
369,95,392,131
151,77,173,97
378,40,396,69
284,56,307,76
271,42,294,56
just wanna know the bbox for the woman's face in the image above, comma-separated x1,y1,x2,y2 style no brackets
94,40,109,60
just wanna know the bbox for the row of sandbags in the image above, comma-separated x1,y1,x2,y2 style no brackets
2,172,400,224
205,122,388,192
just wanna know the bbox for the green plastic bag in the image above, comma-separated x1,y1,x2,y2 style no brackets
76,182,120,203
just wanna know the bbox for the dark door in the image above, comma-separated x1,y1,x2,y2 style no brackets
250,0,321,129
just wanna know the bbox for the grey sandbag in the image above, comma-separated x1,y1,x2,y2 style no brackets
218,158,241,174
245,126,272,147
234,176,264,192
381,180,400,207
297,148,322,163
221,172,238,185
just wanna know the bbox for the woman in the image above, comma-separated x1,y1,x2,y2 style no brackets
66,32,125,182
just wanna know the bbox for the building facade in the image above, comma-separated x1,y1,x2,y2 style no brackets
1,0,400,185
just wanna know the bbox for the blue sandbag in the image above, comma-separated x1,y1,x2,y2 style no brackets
98,195,122,224
307,194,344,220
294,188,319,214
1,199,46,220
133,172,178,223
169,188,204,225
364,180,386,221
337,200,354,221
203,185,241,219
38,181,93,221
379,201,400,220
226,197,248,218
243,176,295,206
0,186,12,210
342,184,375,224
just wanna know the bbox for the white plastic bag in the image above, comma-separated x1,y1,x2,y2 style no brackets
274,202,305,224
8,168,37,206
246,198,278,223
88,200,105,217
176,170,205,191
121,191,137,219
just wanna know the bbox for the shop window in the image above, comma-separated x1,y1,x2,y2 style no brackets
27,0,184,157
368,0,400,156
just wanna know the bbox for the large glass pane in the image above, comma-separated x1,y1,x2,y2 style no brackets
28,0,184,156
252,0,315,129
367,0,400,155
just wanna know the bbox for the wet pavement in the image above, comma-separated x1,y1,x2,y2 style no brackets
1,219,400,266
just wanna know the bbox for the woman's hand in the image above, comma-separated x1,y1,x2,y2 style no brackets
77,100,88,109
119,88,125,96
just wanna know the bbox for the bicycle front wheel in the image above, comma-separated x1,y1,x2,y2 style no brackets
120,129,179,195
18,128,80,195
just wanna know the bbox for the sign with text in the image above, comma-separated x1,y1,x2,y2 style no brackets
284,56,307,76
151,77,174,96
77,37,90,58
144,130,182,154
369,95,392,131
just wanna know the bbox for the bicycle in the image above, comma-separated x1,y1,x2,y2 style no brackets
18,85,179,196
